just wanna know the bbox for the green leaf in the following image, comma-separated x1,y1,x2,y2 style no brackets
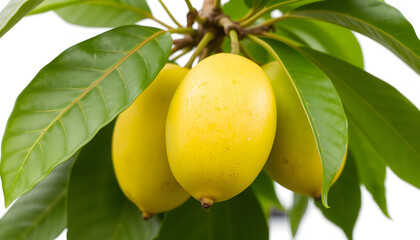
155,189,268,240
298,47,420,212
289,0,420,74
260,37,348,207
0,0,44,38
251,170,284,219
31,0,151,27
275,18,363,68
316,154,361,240
0,25,172,207
240,38,270,64
67,122,160,240
350,126,389,217
222,0,250,21
278,0,322,13
0,155,75,240
289,193,308,237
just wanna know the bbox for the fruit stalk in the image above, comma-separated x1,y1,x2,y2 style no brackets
185,31,215,68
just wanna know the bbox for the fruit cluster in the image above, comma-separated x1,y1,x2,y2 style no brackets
112,53,346,219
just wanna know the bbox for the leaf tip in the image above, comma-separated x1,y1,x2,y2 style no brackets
320,191,329,208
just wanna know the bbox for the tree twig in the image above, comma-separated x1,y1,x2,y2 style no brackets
229,30,240,54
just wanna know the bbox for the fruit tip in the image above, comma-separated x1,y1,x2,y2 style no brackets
142,211,154,220
200,197,214,209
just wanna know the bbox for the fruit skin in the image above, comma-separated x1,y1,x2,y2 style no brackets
166,53,277,205
262,61,346,198
112,64,190,218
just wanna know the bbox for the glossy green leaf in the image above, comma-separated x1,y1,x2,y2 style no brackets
275,18,363,68
289,0,420,74
298,47,420,211
349,126,389,217
0,155,75,240
31,0,151,27
67,122,160,240
0,0,44,38
261,37,348,207
0,25,172,207
316,154,361,240
155,189,268,240
289,193,308,237
251,170,284,219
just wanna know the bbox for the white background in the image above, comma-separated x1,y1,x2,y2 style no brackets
0,0,419,239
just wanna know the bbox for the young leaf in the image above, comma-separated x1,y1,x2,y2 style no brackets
289,193,308,237
251,170,285,220
315,154,361,240
155,189,268,240
0,25,172,207
257,37,348,207
289,0,420,74
298,47,420,211
31,0,151,27
275,18,363,68
67,122,160,240
0,155,75,240
0,0,44,38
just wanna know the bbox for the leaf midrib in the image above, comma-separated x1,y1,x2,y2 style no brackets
8,30,166,200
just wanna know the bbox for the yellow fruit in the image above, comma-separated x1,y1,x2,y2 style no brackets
166,53,277,208
262,61,346,198
112,64,190,219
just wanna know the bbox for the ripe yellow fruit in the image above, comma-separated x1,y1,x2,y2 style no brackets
112,64,190,219
166,53,277,208
262,61,346,198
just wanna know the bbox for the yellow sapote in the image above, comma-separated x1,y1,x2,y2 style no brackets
112,64,190,219
262,61,346,198
166,53,277,208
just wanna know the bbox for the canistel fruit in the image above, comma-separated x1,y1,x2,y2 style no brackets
166,53,277,208
263,61,346,198
112,64,190,219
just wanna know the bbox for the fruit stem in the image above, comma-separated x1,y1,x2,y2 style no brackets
184,31,215,68
228,29,240,55
171,47,193,61
240,0,299,27
142,211,154,220
200,197,214,209
158,0,183,28
214,0,222,10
